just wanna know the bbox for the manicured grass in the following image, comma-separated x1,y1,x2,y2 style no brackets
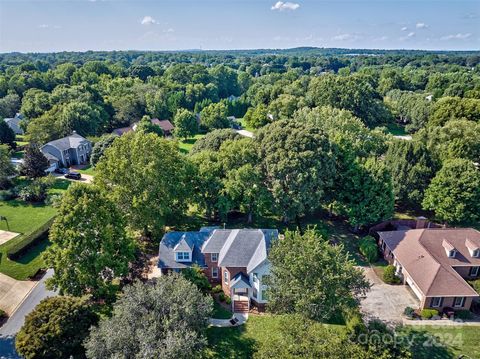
205,314,344,358
15,135,28,147
371,260,389,280
384,122,408,136
406,326,480,359
177,134,206,154
212,301,233,319
0,200,57,279
74,164,96,176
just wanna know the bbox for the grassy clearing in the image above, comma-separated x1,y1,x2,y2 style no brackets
74,164,96,176
0,200,56,279
205,314,344,358
405,326,480,359
177,134,206,154
0,178,71,280
237,118,255,133
384,122,408,136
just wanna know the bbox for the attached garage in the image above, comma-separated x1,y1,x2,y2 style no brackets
406,276,423,301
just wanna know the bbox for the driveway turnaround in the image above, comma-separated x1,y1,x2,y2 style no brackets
0,275,35,316
360,266,419,324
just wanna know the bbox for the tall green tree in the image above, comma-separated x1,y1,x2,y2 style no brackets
95,131,192,237
190,128,240,154
20,143,48,178
422,158,480,224
0,144,15,188
384,139,435,207
90,134,117,166
338,157,394,230
268,229,370,322
15,296,98,359
173,108,198,139
135,115,164,136
44,184,135,298
428,97,480,127
199,102,230,130
84,276,212,359
257,119,337,223
0,120,16,148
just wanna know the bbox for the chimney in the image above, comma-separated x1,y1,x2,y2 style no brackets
415,216,428,229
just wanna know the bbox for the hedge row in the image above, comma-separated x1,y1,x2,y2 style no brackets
6,218,55,260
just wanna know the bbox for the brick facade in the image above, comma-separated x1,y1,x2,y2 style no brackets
203,253,221,284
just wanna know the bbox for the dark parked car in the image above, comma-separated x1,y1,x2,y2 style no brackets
55,167,69,174
65,172,82,180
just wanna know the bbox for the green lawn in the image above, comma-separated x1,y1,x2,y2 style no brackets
404,326,480,359
212,301,233,319
384,122,408,136
205,314,344,358
15,135,28,147
237,118,255,133
177,134,206,154
74,164,96,176
0,178,71,280
0,200,57,279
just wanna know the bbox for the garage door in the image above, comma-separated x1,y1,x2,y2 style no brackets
406,277,423,301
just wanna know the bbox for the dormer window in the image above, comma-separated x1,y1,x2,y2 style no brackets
466,239,480,258
473,249,480,258
443,239,456,258
176,252,190,262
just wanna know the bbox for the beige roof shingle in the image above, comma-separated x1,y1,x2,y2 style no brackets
380,229,480,298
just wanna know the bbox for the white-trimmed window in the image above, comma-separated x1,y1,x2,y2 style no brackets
253,287,258,298
224,270,229,284
176,252,190,261
212,267,218,278
454,297,466,308
473,249,480,258
470,266,480,277
430,297,443,308
448,249,457,258
253,273,258,283
211,253,218,262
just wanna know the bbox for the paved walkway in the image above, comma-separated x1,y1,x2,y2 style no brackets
209,313,248,327
360,266,419,325
403,318,480,326
0,275,35,316
0,270,56,359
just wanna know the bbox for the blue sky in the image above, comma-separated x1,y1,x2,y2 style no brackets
0,0,478,52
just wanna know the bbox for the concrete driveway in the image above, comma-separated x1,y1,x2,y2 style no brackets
52,172,93,184
0,274,35,316
360,266,419,324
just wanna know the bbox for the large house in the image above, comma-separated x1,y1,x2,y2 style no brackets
3,113,24,135
158,227,278,313
379,228,480,312
41,132,92,169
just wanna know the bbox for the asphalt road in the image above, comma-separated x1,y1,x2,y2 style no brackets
0,270,56,358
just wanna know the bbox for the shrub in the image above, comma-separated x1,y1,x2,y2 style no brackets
359,236,378,263
212,285,222,294
218,293,226,302
181,265,211,293
455,310,472,320
383,265,401,284
0,188,17,201
225,296,232,305
403,307,415,318
420,309,439,319
345,310,367,337
0,309,7,319
18,176,55,203
7,218,54,260
469,279,480,293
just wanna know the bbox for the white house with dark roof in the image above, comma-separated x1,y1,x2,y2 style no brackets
41,132,92,168
158,227,278,313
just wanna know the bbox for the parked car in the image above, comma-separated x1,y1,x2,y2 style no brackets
55,167,69,174
65,172,81,180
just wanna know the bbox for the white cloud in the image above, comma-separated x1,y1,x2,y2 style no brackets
440,33,472,40
401,26,408,31
271,1,300,11
332,33,360,41
400,32,415,41
38,24,61,29
407,32,415,37
38,24,49,29
164,28,174,33
141,16,158,25
416,22,428,29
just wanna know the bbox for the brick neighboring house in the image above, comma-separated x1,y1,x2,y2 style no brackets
378,228,480,312
158,227,278,313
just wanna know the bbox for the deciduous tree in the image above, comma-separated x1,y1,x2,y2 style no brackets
44,184,135,298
